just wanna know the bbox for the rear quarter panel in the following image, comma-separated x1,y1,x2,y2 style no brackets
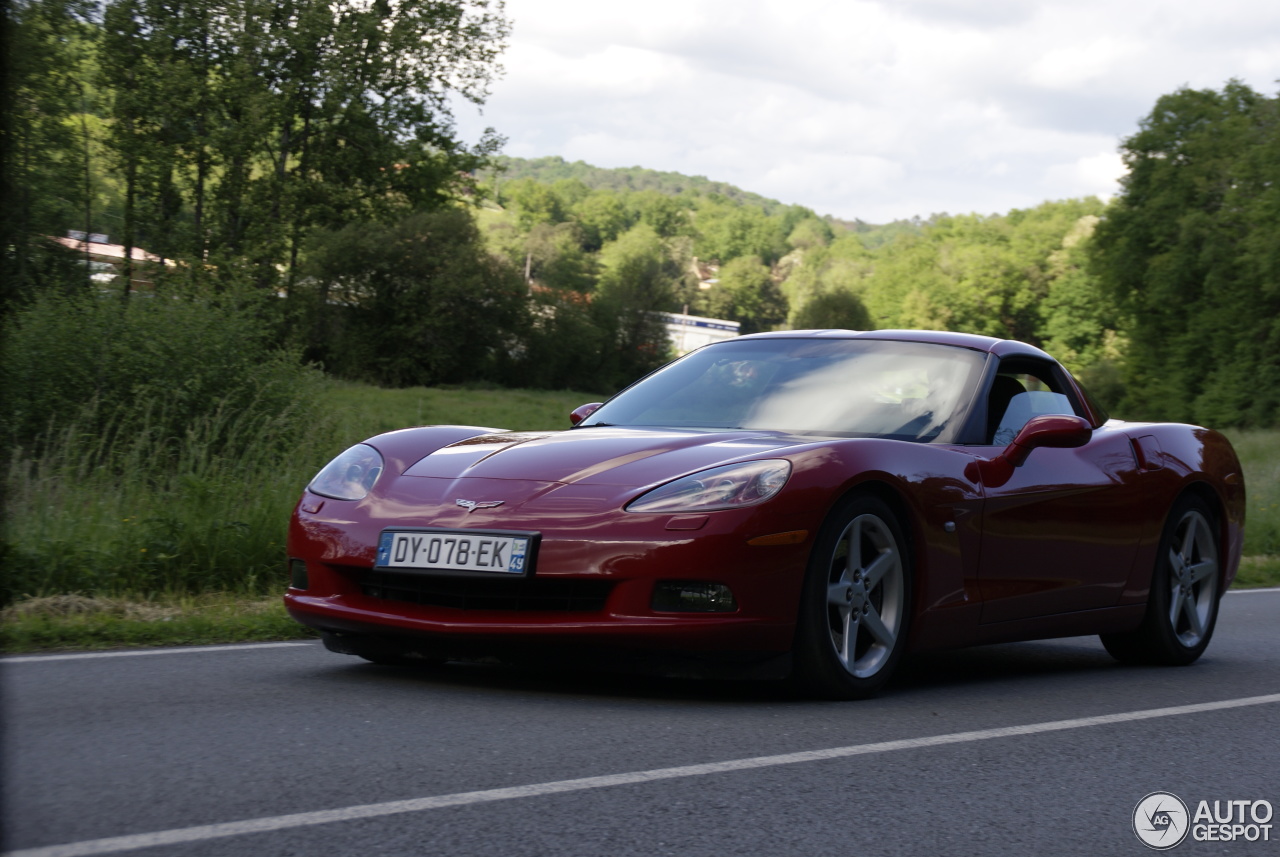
1116,422,1245,597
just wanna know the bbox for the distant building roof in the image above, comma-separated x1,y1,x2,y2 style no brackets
51,236,170,264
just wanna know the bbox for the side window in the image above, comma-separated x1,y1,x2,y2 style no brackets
986,360,1081,445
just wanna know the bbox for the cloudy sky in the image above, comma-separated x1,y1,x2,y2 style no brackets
451,0,1280,223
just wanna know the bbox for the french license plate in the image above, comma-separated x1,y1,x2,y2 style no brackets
376,529,534,575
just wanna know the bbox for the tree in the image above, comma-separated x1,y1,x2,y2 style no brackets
1091,81,1280,426
704,255,788,334
523,222,595,292
572,190,632,251
504,177,567,230
1039,213,1123,375
787,216,833,250
3,0,102,308
591,224,679,387
92,0,511,290
549,178,590,208
512,287,608,391
98,0,158,292
303,209,528,387
778,233,874,320
791,288,872,331
820,200,1112,353
693,197,787,264
629,189,692,239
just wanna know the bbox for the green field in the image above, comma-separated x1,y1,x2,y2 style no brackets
3,383,1276,651
320,381,603,441
1227,430,1280,587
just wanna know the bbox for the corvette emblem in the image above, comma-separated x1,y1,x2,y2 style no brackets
456,499,504,513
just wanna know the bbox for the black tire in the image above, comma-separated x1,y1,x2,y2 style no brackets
1101,495,1222,666
792,494,913,700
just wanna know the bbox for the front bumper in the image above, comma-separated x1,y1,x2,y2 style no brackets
285,486,816,656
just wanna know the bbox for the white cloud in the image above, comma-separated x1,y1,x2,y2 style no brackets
1044,150,1127,200
452,0,1280,222
1028,38,1144,90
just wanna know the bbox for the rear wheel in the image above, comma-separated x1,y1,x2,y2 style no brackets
1101,495,1221,666
793,494,912,699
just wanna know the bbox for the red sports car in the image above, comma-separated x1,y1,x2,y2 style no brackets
285,330,1245,698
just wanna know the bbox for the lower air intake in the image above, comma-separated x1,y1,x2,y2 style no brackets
360,571,613,612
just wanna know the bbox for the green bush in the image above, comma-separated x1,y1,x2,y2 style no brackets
0,289,325,603
2,289,319,458
302,210,530,388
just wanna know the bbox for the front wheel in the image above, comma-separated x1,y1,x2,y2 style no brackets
1101,495,1221,666
792,494,913,699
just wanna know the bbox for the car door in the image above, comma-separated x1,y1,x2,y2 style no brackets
974,357,1144,624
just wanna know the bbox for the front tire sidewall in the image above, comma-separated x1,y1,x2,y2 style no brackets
793,494,913,700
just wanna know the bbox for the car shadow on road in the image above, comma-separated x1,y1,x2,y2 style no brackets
892,637,1127,695
304,636,1136,705
312,656,807,704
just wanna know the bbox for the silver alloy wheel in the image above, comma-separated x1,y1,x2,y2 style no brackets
1167,509,1218,648
825,512,905,678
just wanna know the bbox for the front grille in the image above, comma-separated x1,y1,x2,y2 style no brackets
360,570,614,612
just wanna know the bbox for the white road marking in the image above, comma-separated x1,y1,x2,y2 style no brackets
7,692,1280,857
1,642,312,664
1229,586,1280,594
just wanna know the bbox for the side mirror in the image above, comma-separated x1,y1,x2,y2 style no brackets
569,402,604,426
966,414,1092,487
1004,414,1093,464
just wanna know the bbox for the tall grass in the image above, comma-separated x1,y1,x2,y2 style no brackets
1,382,603,603
1226,430,1280,559
4,400,331,600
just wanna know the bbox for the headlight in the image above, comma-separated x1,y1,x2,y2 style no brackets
626,460,792,513
308,444,384,501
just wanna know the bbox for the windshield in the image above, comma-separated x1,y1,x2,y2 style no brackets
580,338,986,441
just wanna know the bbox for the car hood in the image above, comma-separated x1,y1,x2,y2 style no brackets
400,427,808,487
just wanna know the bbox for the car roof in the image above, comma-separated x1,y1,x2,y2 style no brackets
734,328,1055,361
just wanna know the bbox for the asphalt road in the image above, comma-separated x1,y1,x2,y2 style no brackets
5,590,1280,857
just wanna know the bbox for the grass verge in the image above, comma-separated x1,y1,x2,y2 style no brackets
1233,556,1280,589
0,593,316,653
